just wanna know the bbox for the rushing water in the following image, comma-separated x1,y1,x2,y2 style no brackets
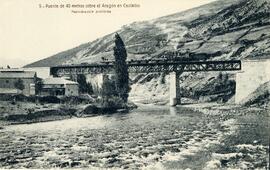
0,105,268,169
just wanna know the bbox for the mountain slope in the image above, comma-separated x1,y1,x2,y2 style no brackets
25,0,270,67
25,0,270,104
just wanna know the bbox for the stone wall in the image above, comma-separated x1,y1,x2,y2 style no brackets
0,78,35,96
235,59,270,104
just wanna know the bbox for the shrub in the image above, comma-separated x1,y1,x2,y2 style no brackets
101,76,118,98
39,96,60,103
60,96,94,105
99,96,125,110
81,105,99,115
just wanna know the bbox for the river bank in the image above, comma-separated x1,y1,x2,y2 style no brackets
181,103,269,170
0,95,267,126
0,103,268,169
0,97,137,126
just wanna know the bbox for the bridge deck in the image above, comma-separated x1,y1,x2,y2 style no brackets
50,60,241,76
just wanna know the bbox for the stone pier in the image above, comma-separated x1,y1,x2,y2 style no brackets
170,72,181,106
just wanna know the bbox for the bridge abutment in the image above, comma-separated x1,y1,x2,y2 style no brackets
235,59,270,104
170,72,181,106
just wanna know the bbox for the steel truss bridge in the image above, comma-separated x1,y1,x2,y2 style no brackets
50,60,241,76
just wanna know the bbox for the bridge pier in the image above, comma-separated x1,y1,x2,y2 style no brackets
170,72,181,106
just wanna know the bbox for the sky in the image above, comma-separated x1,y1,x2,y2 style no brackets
0,0,215,68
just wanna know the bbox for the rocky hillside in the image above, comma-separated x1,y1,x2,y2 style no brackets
25,0,270,104
26,0,270,67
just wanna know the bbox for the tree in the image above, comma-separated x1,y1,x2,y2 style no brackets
113,33,130,103
77,74,93,94
14,78,25,91
100,75,124,110
35,77,44,95
101,75,117,98
218,72,224,81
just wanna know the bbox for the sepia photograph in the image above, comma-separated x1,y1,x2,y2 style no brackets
0,0,269,169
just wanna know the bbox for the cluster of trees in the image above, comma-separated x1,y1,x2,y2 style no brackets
77,74,93,94
69,74,93,94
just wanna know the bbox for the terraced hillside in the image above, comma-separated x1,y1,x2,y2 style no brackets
25,0,270,104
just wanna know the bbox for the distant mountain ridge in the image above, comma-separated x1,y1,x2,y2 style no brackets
25,0,270,68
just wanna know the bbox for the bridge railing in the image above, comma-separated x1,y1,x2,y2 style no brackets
50,60,241,76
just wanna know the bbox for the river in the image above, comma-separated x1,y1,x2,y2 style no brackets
0,105,268,169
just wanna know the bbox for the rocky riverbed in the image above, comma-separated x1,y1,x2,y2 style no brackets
0,104,269,169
